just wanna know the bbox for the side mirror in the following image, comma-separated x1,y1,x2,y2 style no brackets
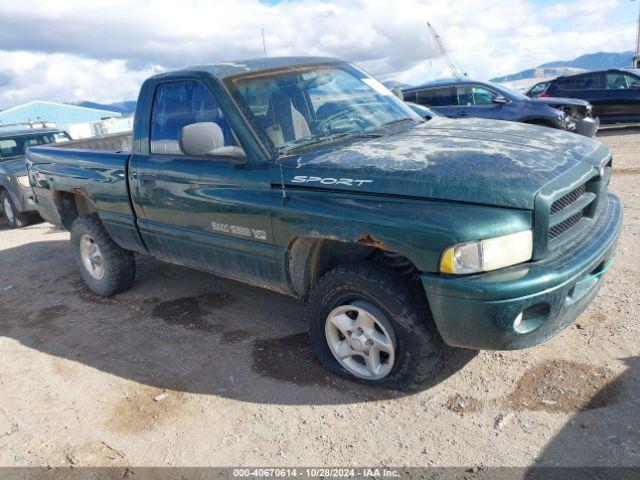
492,95,509,105
630,81,640,89
179,122,246,163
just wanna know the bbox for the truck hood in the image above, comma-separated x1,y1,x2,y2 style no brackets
0,156,27,176
281,117,606,209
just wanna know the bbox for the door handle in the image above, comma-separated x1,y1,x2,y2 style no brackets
139,173,157,188
458,112,469,117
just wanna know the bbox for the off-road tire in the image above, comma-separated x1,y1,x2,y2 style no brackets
70,213,136,296
1,191,30,228
306,263,445,391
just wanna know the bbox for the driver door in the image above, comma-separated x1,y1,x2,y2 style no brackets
129,80,285,289
448,85,509,120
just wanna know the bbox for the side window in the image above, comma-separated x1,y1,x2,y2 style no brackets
627,73,640,87
605,72,639,90
456,86,496,105
557,73,603,90
414,87,454,107
150,81,235,155
529,83,547,96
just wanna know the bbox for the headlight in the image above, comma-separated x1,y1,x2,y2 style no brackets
440,230,533,274
17,176,31,188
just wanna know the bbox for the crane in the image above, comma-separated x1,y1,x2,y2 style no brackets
426,22,467,80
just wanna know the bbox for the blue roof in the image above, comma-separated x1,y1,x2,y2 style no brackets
0,101,121,127
0,126,61,137
152,56,343,80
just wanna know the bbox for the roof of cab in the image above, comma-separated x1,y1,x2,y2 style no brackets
151,56,343,81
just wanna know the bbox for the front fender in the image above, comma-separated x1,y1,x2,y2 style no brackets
271,189,533,273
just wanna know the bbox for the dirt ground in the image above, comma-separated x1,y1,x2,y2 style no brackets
0,128,638,469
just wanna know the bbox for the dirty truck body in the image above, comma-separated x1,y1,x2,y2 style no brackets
26,57,622,389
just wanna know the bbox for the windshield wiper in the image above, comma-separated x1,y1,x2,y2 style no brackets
379,117,415,128
278,132,352,156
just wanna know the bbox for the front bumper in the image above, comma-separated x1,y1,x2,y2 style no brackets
422,193,622,350
575,116,599,138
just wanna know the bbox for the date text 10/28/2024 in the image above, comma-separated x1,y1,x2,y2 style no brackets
233,468,401,478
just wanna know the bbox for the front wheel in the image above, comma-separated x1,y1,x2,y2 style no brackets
70,213,136,296
1,191,30,228
306,263,445,390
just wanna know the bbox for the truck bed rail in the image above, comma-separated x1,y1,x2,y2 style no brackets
55,131,132,152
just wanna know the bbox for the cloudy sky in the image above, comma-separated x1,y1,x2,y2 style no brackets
0,0,637,109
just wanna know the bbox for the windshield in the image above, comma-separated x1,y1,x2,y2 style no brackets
0,132,69,160
487,82,529,101
225,62,422,153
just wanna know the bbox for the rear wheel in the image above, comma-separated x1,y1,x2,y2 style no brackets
306,263,445,390
1,191,30,228
71,213,136,296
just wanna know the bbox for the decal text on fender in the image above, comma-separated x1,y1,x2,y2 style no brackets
291,176,373,187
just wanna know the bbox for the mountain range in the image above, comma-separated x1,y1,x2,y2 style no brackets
490,51,635,82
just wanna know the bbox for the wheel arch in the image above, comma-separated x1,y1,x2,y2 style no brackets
53,189,98,230
286,235,420,299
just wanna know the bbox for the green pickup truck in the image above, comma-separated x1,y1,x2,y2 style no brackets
26,57,622,390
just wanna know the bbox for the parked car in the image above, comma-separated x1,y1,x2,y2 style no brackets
0,124,70,228
402,79,598,137
27,57,621,390
526,69,640,124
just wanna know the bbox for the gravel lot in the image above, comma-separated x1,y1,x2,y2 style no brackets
0,128,638,469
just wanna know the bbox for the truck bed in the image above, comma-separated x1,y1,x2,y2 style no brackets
52,131,132,152
26,132,141,252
